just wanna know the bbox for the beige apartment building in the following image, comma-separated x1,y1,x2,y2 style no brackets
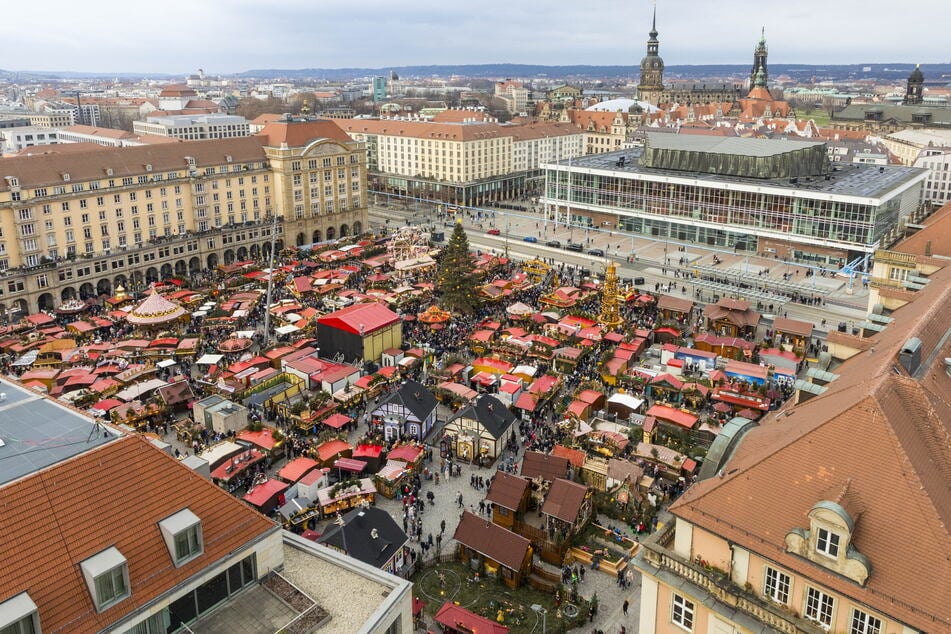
0,118,366,317
336,118,582,205
632,210,951,634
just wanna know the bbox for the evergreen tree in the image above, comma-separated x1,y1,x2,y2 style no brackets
437,221,478,314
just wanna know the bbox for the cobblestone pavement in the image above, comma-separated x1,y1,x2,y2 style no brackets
159,396,644,633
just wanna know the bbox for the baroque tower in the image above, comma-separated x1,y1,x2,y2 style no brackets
903,64,924,105
749,27,768,88
637,5,665,107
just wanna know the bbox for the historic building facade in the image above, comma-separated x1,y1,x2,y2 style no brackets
0,118,367,317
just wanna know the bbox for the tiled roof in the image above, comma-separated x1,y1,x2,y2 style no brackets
453,511,530,571
485,472,529,511
889,200,951,258
670,263,951,632
0,137,266,191
256,119,353,148
337,118,514,142
0,435,276,634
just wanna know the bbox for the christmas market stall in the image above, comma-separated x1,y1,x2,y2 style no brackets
315,478,377,518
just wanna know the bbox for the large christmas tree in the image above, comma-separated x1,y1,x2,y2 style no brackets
437,221,478,314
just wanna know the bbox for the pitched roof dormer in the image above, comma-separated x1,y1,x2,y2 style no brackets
785,496,871,586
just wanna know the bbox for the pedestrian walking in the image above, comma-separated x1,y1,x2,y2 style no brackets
622,599,629,616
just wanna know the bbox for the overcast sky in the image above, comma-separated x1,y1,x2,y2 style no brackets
2,0,947,74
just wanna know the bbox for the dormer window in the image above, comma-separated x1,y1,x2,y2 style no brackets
0,592,40,634
785,497,871,586
815,527,840,558
80,546,130,612
158,508,203,567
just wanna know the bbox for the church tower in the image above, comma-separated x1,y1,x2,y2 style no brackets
637,5,665,107
749,27,768,88
903,64,924,105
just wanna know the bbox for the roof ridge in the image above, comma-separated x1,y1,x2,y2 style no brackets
671,384,879,511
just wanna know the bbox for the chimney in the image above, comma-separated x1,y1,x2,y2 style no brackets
925,240,932,257
899,338,922,376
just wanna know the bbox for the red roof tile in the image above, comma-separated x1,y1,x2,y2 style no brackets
0,436,275,634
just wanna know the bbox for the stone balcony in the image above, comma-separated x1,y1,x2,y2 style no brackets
637,522,827,634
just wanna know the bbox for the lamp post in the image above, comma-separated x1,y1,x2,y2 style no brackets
531,604,547,634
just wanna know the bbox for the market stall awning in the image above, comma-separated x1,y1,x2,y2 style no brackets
333,458,367,473
323,413,351,429
197,354,224,365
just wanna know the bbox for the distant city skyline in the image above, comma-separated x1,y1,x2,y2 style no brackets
1,0,948,75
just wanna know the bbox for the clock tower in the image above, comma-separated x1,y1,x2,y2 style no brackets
637,5,665,107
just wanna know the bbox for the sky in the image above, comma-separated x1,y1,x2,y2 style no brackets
2,0,948,74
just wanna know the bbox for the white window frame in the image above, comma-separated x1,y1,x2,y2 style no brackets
815,527,840,558
804,586,835,629
763,566,791,604
671,593,695,632
158,508,203,567
0,592,40,634
850,608,882,634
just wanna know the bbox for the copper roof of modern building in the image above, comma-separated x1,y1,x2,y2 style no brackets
553,143,928,199
669,259,951,632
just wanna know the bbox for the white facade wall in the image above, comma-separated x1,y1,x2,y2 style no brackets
914,149,951,206
0,126,59,154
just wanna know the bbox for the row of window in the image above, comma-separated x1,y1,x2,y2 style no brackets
671,586,882,634
290,155,358,171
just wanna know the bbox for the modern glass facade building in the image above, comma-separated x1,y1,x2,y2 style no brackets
541,133,928,265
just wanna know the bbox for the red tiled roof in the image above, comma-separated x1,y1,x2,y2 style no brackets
256,120,354,148
671,264,951,632
0,436,275,634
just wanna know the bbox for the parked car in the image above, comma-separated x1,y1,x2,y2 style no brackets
566,242,584,252
523,236,538,243
587,248,605,257
545,240,562,248
633,276,646,286
487,228,501,235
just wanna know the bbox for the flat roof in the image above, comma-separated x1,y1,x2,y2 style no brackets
554,146,927,199
281,533,411,634
645,133,825,158
0,377,120,485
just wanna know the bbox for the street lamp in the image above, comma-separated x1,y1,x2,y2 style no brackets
531,604,547,634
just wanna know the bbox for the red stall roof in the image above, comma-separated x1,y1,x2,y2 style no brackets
434,602,509,634
333,458,367,473
322,413,352,429
242,479,288,508
646,404,699,429
317,302,400,335
353,444,384,459
278,457,319,483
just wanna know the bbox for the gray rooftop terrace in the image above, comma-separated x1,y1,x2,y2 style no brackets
556,143,927,199
0,377,120,485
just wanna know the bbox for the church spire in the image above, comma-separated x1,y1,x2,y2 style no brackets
638,1,665,107
750,26,769,88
